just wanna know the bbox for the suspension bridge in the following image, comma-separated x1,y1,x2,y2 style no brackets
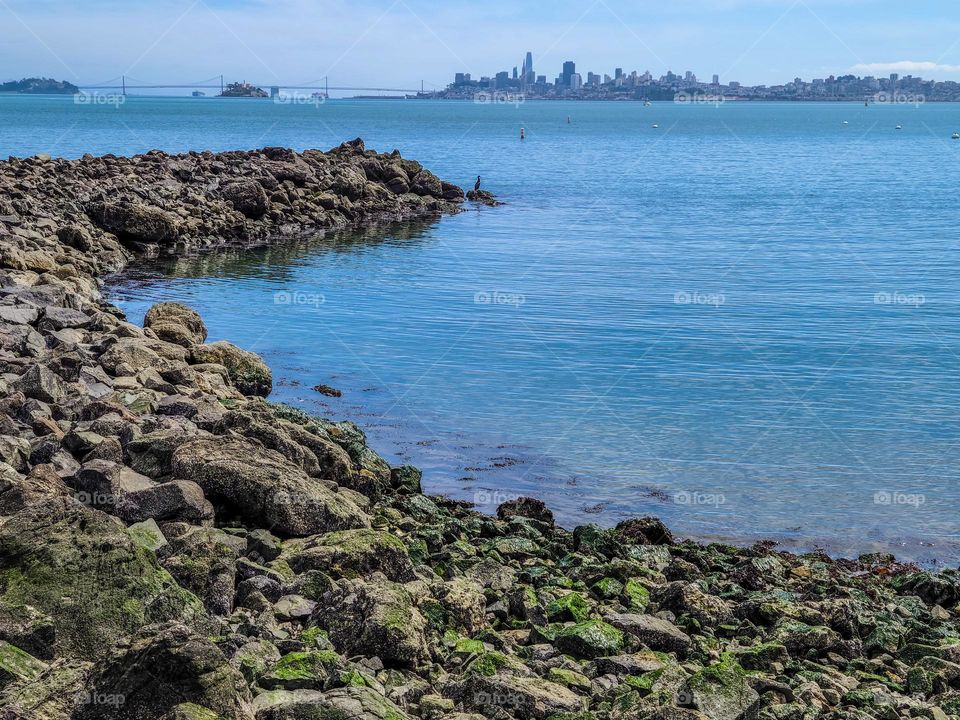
77,75,432,95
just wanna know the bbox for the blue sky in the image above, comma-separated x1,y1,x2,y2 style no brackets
3,0,960,89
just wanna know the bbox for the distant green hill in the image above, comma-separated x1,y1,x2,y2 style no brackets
0,77,80,94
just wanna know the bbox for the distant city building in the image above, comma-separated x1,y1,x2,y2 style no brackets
439,52,960,103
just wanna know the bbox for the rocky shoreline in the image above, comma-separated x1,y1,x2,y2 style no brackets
0,142,958,720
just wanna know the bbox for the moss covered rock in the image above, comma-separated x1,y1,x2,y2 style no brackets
554,620,625,659
684,657,759,720
285,529,414,582
191,341,272,397
76,623,251,720
312,577,429,668
0,498,208,661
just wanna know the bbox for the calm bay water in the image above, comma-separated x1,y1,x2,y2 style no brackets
5,95,960,563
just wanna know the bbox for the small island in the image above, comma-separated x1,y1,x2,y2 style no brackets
218,80,268,98
0,77,79,94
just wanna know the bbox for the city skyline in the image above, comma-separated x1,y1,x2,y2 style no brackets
5,1,960,91
443,50,960,102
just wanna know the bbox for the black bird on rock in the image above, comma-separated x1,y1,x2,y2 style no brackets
474,176,481,192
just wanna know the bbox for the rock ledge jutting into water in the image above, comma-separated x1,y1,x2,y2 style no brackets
0,142,958,719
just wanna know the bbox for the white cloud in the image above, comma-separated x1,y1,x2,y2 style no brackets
851,61,960,75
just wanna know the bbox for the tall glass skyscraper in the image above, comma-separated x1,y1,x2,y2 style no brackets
524,52,535,84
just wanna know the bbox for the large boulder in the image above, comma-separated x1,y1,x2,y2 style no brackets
76,623,252,720
144,302,208,348
449,673,585,720
162,526,245,616
191,342,272,397
605,613,692,657
11,366,68,404
252,686,410,720
312,576,430,668
171,436,369,537
683,658,760,720
285,529,415,581
86,200,180,244
221,180,269,219
0,498,208,660
0,658,90,719
115,480,214,525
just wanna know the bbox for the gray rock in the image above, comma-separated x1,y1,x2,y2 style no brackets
222,180,270,219
86,200,180,244
171,436,370,537
11,365,68,403
115,479,214,525
252,686,410,720
75,622,250,719
313,576,429,668
191,341,272,397
144,302,208,348
605,612,692,656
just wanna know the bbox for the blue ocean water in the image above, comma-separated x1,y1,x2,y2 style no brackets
4,95,960,563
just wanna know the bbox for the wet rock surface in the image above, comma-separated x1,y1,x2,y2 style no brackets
0,142,958,719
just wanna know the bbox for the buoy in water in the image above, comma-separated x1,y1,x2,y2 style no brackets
520,127,525,140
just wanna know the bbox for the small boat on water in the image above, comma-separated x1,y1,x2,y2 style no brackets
895,125,903,130
644,100,651,107
652,124,659,128
842,120,849,125
952,133,960,140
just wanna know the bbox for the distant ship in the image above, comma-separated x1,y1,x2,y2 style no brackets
192,91,206,98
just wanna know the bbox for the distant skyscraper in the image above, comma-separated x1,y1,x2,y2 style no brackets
570,73,583,91
524,51,535,84
615,68,623,80
713,74,719,85
562,61,576,88
513,66,518,80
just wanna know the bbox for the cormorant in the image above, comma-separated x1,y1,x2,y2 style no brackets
474,176,481,192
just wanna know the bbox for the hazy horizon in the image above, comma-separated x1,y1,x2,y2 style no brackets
3,0,960,92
